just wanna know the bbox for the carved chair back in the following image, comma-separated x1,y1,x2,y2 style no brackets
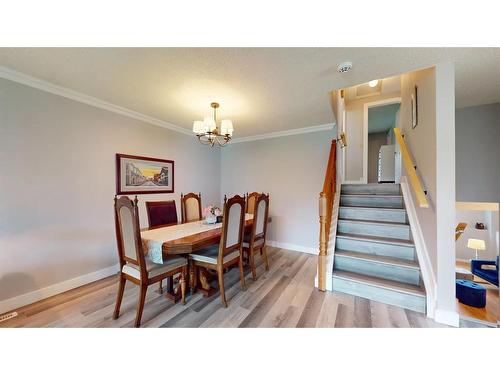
245,192,260,214
249,193,270,245
181,192,202,223
218,194,246,264
114,196,148,279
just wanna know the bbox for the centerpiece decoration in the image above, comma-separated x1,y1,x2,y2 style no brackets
203,205,222,224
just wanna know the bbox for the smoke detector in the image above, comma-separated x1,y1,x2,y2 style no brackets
337,62,353,73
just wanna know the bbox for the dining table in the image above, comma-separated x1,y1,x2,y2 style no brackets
141,213,255,300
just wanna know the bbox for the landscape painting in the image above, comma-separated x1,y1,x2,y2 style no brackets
116,154,174,195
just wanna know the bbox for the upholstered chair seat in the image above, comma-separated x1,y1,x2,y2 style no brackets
243,235,264,248
189,245,240,264
122,256,187,280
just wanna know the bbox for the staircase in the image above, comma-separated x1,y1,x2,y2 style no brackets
332,183,426,313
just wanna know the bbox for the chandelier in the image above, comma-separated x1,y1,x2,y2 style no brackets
192,102,233,147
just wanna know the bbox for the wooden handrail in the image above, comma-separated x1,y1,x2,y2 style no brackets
393,128,429,208
318,139,337,291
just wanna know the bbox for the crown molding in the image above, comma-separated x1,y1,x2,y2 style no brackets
231,123,335,144
0,65,336,143
0,65,193,136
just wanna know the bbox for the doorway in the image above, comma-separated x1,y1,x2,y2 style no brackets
363,99,401,184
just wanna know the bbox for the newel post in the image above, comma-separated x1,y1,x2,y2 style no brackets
319,192,327,256
318,192,328,291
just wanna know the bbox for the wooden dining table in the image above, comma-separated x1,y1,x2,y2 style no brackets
140,214,257,300
158,216,254,256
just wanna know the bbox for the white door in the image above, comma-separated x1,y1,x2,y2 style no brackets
378,145,396,182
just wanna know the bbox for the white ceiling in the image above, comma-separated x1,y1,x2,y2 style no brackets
0,48,499,138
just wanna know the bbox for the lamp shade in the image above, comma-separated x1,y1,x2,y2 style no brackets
220,119,233,135
203,116,216,132
467,238,485,250
192,120,204,134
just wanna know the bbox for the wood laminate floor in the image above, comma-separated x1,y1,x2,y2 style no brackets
0,248,489,328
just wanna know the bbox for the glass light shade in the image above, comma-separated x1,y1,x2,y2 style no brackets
467,238,485,250
220,119,233,135
192,120,204,134
203,116,216,132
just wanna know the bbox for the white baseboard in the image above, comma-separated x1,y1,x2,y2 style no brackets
0,264,120,314
435,308,460,327
267,240,318,255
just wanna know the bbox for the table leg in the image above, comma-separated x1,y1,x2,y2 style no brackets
197,269,217,297
189,259,196,295
164,275,181,303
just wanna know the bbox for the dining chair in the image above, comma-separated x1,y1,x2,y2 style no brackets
243,193,270,281
189,194,246,307
245,192,260,214
181,192,202,223
113,196,187,327
145,200,178,229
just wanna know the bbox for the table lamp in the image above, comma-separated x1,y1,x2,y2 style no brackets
467,238,486,259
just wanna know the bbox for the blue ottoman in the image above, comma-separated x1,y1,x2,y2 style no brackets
456,279,486,308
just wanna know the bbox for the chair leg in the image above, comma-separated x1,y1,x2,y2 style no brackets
113,274,126,319
262,246,269,271
158,279,163,294
239,252,246,291
249,247,257,281
134,284,148,328
217,269,228,308
181,266,187,305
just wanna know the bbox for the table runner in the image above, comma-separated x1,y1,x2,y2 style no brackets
141,214,253,264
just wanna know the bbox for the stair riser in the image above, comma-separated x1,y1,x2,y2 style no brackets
334,256,421,285
338,221,411,240
339,207,407,223
332,277,426,313
340,195,404,208
341,184,401,195
335,237,415,261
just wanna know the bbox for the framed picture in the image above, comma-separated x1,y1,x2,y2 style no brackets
411,85,418,128
116,153,174,195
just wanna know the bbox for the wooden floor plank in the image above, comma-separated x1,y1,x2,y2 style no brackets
257,255,316,327
369,300,393,328
334,304,354,328
353,296,372,328
315,292,340,327
296,288,326,328
238,275,291,327
0,247,472,328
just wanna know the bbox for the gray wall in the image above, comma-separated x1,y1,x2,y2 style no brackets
221,130,334,252
0,78,221,302
455,209,499,260
456,103,500,203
